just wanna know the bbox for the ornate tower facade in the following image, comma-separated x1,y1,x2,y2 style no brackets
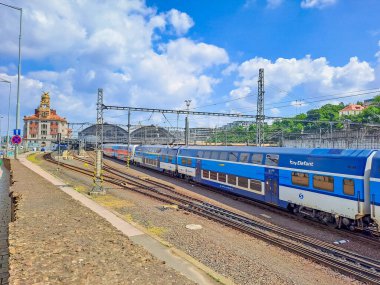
38,92,51,118
23,92,70,150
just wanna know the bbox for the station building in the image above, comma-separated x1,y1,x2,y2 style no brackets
23,92,70,150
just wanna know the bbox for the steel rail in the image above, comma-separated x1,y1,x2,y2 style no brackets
45,153,380,284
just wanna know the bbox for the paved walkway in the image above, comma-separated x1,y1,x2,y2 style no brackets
7,156,223,284
0,165,10,285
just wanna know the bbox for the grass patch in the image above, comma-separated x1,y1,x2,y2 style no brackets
92,194,135,210
124,213,134,222
145,221,166,236
27,153,41,164
73,185,88,193
147,225,166,236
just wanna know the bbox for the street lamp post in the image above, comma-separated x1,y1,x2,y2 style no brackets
0,2,22,159
185,100,191,146
0,78,11,158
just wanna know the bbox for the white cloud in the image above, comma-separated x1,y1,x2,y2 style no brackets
0,0,229,128
270,107,280,115
222,63,239,76
166,9,194,35
243,0,256,9
267,0,283,9
230,55,375,108
301,0,337,9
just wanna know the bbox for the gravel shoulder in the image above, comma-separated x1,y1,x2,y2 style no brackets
8,158,196,285
34,153,366,285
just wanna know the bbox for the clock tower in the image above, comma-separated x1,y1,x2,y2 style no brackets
38,92,51,118
24,91,70,150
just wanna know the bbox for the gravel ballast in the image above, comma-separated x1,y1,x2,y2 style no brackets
8,159,196,285
34,153,367,285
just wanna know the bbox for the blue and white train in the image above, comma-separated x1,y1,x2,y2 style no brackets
103,144,380,233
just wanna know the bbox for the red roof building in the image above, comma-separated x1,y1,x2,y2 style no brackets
23,92,70,149
338,104,366,117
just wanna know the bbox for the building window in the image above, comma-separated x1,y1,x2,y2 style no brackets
238,177,249,188
211,151,219,160
239,153,250,163
228,174,237,185
218,173,226,183
343,179,355,195
210,171,218,180
265,154,279,166
250,179,262,192
219,152,228,161
228,152,238,162
41,130,47,135
202,170,210,179
292,172,309,187
252,154,263,164
313,175,334,192
203,151,211,159
41,124,47,129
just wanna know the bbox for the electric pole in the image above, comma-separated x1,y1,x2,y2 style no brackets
185,100,191,146
256,68,265,146
90,88,104,194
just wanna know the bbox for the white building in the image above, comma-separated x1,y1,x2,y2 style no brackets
338,104,365,117
23,92,70,150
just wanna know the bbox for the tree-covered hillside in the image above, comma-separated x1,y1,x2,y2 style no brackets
207,95,380,144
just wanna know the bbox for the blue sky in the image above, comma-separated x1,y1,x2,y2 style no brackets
0,0,379,135
147,0,380,64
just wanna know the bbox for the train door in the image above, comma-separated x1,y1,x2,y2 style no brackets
195,159,202,181
264,168,279,205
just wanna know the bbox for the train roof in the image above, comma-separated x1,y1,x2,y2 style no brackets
179,145,374,158
180,146,376,176
135,145,376,176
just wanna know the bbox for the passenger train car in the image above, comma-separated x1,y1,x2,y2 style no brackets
370,152,380,227
103,144,137,162
103,144,379,232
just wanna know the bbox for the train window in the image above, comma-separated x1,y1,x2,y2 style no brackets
252,154,263,164
197,151,203,158
292,172,309,187
202,170,210,179
187,158,192,166
181,157,187,165
265,154,279,166
210,171,218,180
239,153,250,163
204,151,211,159
250,179,262,191
161,155,166,161
219,152,228,161
238,177,249,188
228,174,237,185
218,173,227,183
343,179,355,196
313,175,334,192
228,152,239,162
211,151,220,160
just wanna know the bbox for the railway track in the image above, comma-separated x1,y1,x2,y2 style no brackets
104,155,380,245
45,153,380,284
